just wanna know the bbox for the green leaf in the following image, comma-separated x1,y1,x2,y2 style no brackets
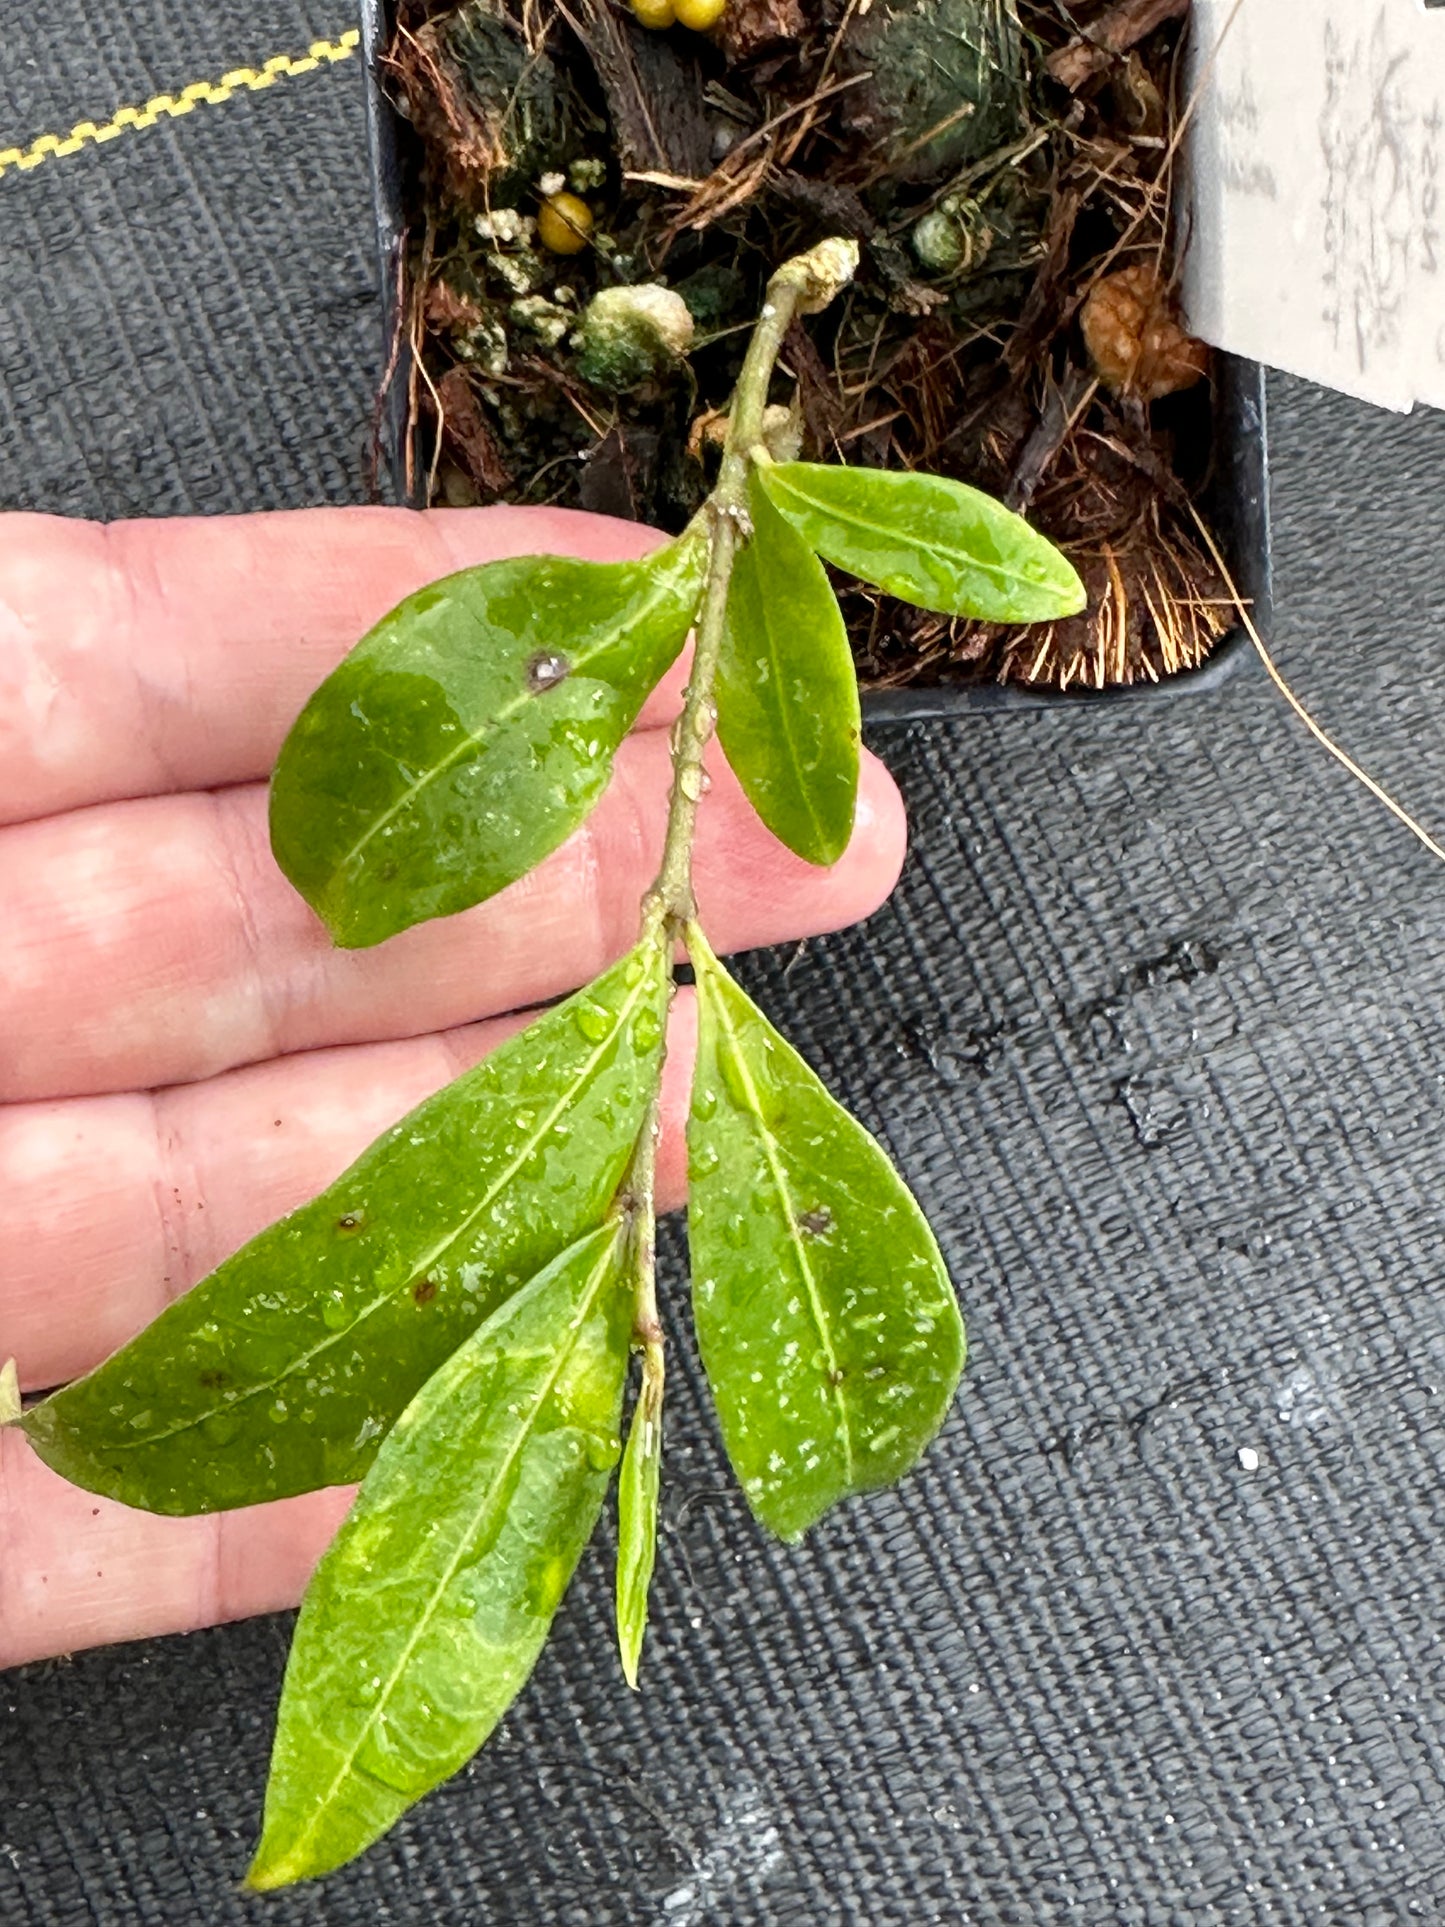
0,1358,19,1426
757,460,1086,624
717,472,859,867
247,1222,631,1890
22,942,669,1514
686,928,964,1542
270,535,705,947
615,1348,662,1689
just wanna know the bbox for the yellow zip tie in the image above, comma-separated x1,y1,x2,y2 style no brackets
0,29,361,181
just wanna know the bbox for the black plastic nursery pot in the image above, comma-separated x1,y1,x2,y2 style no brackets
858,352,1272,721
358,1,1272,723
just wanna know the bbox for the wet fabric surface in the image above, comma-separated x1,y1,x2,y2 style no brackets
3,4,1445,1923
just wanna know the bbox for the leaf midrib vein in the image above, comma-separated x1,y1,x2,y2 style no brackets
331,562,689,884
110,967,656,1454
708,976,853,1482
750,546,834,856
273,1229,619,1875
772,473,1028,596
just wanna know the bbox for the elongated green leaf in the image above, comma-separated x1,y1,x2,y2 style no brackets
615,1349,662,1689
22,943,668,1514
270,535,705,947
757,461,1086,624
717,473,859,867
0,1358,19,1426
686,929,964,1541
248,1222,631,1890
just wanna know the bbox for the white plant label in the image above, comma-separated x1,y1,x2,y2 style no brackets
1184,0,1445,412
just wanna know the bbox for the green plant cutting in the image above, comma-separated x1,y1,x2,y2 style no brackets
9,238,1083,1887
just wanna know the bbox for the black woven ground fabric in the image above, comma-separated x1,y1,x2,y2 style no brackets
4,6,1445,1924
0,0,378,517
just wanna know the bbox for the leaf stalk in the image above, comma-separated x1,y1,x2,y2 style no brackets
619,241,861,1674
642,237,860,941
631,239,861,1345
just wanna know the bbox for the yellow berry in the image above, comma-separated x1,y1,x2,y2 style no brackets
674,0,726,27
536,193,594,256
630,0,676,25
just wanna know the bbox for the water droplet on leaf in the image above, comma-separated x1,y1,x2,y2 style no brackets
573,1002,612,1043
717,1035,754,1109
200,1410,241,1447
633,1007,662,1052
525,651,570,692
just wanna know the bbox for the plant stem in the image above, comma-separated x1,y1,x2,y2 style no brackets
642,236,861,938
627,237,859,1357
621,1077,664,1355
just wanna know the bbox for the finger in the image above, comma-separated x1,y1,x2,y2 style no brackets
0,1432,356,1668
3,996,699,1392
0,738,905,1101
0,505,691,827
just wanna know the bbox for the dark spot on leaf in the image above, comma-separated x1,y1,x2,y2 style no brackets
413,1277,439,1305
526,650,570,692
198,1369,230,1390
337,1212,365,1233
828,1367,846,1387
798,1207,833,1238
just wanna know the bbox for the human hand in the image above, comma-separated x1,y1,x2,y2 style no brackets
0,505,906,1667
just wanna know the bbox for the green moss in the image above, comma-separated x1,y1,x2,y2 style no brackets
572,286,696,392
848,0,1027,183
436,0,578,191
